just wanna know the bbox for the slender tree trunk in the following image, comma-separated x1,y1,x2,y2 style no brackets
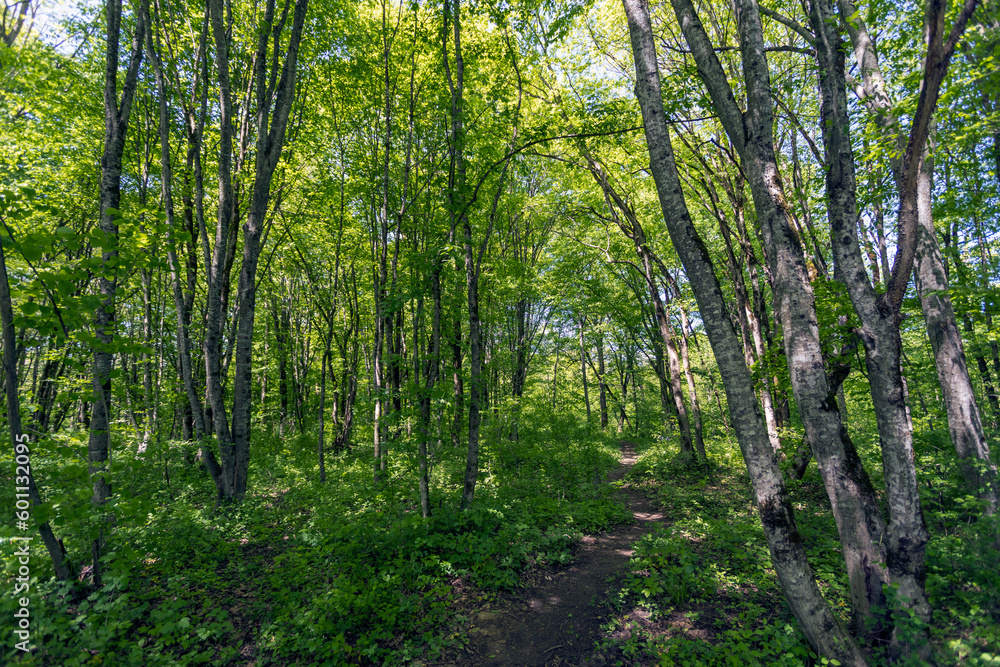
1,240,71,581
659,303,694,458
616,351,627,434
913,147,998,513
964,314,1000,421
653,339,674,433
510,298,528,440
441,0,482,508
451,313,463,447
318,338,329,483
274,303,291,433
597,328,609,430
91,0,144,585
678,304,705,458
417,257,442,518
704,162,781,451
551,343,559,410
579,313,591,422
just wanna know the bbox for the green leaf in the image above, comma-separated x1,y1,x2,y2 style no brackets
19,242,43,263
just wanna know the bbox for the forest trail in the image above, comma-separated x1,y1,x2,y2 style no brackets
457,441,664,666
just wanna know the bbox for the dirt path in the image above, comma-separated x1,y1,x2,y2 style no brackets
457,441,665,666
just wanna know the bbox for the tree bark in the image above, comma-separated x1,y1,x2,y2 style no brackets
839,0,995,516
620,2,866,660
91,0,144,585
913,148,998,513
675,0,890,633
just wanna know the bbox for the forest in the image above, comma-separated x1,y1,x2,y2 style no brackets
1,0,999,663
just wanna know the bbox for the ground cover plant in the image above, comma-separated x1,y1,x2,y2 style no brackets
0,409,631,665
594,396,1000,666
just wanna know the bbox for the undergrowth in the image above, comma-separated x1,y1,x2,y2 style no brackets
0,409,629,665
595,435,1000,666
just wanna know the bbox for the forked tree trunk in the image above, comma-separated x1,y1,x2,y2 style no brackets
204,0,309,502
809,0,977,640
674,0,889,633
620,2,866,661
837,0,995,518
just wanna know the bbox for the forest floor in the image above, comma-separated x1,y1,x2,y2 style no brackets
453,440,683,666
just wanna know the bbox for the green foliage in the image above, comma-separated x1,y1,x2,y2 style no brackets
0,401,630,664
623,526,711,611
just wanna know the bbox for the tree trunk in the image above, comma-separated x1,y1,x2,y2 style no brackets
452,314,463,447
90,0,145,585
1,239,71,581
551,343,559,410
963,314,1000,421
913,148,998,513
658,300,694,458
273,302,291,433
811,0,982,637
417,256,443,518
837,0,996,517
205,0,309,502
621,2,866,660
678,303,705,459
828,0,980,636
510,298,528,440
597,327,608,429
579,313,591,422
677,0,892,635
653,339,674,433
684,129,781,451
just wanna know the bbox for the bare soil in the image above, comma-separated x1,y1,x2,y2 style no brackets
454,440,667,666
